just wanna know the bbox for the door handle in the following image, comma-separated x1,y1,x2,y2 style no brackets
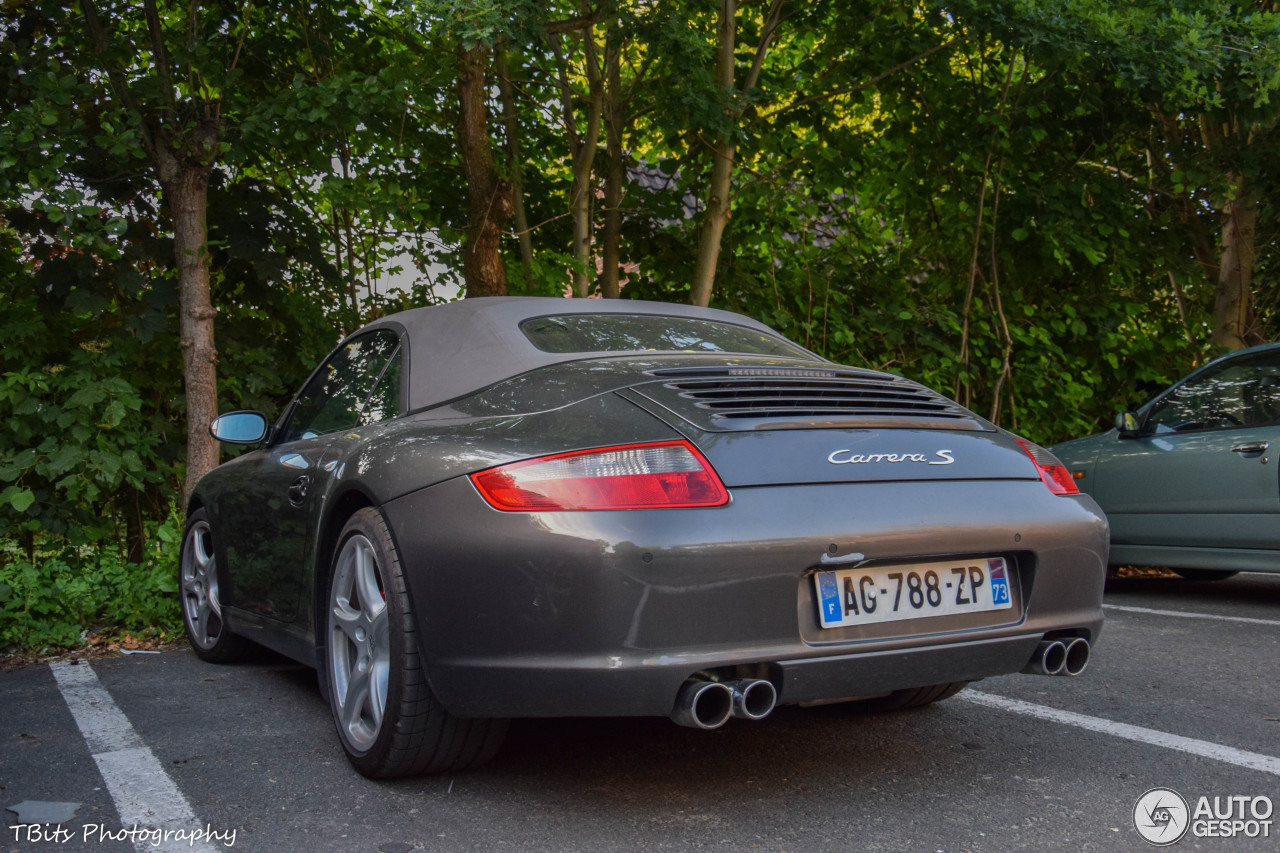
1231,442,1269,455
287,475,310,505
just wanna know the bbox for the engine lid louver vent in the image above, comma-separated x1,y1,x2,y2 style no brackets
639,366,984,431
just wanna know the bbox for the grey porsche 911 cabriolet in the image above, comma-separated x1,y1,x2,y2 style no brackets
182,297,1107,778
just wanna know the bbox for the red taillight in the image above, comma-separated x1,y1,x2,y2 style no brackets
1015,438,1079,496
470,440,730,511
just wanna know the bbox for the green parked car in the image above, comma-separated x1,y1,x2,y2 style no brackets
1052,342,1280,580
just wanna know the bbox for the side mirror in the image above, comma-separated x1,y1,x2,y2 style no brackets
1114,411,1141,438
210,411,269,445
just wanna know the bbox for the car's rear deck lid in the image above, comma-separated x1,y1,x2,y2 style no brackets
680,426,1039,487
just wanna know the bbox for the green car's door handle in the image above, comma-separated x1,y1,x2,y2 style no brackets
1231,442,1269,455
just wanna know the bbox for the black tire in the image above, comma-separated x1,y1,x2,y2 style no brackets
1172,568,1239,582
849,681,969,713
321,507,508,778
179,508,250,663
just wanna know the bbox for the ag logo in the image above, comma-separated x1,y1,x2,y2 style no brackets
1134,788,1190,845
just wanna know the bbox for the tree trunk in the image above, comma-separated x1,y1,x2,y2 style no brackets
1211,175,1258,351
552,29,603,298
689,0,784,308
598,32,625,299
457,44,511,298
121,482,146,564
689,142,735,308
569,116,602,297
169,165,220,506
495,47,533,287
83,0,229,508
689,0,738,308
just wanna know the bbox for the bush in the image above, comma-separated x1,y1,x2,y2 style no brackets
0,504,184,651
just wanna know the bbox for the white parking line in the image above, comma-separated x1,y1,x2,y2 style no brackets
50,661,223,853
1103,603,1280,627
962,690,1280,777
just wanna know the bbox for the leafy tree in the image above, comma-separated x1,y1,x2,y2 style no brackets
685,0,785,307
73,0,249,502
962,0,1280,352
408,0,561,298
0,2,424,559
622,2,1199,440
235,6,464,318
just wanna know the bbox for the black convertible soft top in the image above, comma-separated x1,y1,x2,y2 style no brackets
360,296,815,412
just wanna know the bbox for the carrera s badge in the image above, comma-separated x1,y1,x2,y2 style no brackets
827,449,954,465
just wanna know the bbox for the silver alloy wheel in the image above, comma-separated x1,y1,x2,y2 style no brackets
180,520,223,650
328,533,390,752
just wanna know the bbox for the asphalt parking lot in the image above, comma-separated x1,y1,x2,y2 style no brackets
4,572,1279,853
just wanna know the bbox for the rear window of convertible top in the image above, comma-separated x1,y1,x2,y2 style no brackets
520,313,815,359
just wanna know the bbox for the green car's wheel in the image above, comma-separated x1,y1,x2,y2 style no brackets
322,507,508,778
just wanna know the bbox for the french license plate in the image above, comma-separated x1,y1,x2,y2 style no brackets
814,557,1013,629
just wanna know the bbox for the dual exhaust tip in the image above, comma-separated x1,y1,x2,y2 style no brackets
673,638,1088,728
671,678,777,729
1022,637,1090,677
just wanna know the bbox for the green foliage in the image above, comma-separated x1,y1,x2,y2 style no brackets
0,211,179,541
0,504,184,651
407,0,550,48
623,4,1216,443
0,178,342,546
0,2,407,647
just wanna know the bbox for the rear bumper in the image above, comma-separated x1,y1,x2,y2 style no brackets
416,633,1048,717
384,477,1107,718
